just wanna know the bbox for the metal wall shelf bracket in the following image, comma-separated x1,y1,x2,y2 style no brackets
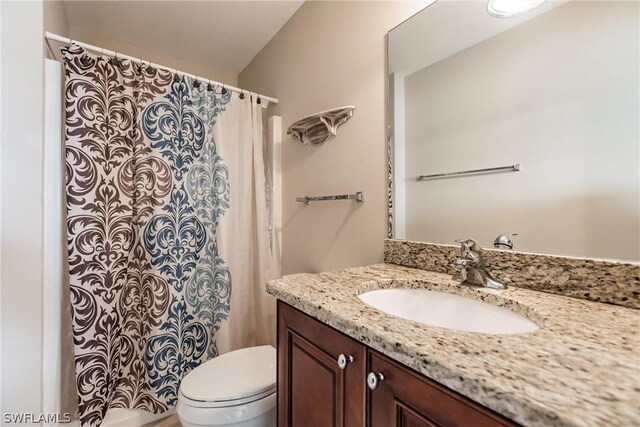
287,106,355,146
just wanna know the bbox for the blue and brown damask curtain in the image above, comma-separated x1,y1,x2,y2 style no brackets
62,45,274,426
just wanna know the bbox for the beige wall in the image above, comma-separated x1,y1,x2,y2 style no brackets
43,0,70,64
401,1,639,261
44,0,70,38
1,0,45,419
44,1,237,85
65,27,237,86
239,1,426,274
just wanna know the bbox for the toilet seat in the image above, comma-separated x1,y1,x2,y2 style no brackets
179,345,276,408
179,386,276,408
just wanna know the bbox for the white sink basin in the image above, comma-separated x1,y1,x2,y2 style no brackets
359,288,539,334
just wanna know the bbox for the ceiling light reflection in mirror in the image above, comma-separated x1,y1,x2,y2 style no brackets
487,0,547,18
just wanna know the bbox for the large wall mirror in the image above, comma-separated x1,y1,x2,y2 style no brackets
387,0,639,261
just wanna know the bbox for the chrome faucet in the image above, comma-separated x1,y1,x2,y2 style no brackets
453,239,506,289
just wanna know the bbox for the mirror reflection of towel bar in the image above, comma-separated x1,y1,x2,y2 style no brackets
296,192,365,204
417,164,520,181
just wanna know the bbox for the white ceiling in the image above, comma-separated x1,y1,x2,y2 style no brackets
63,1,304,76
389,0,568,76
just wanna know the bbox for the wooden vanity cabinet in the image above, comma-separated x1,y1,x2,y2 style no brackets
277,301,367,427
277,301,518,427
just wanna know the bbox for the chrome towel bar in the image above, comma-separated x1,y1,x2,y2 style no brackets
296,191,365,204
417,164,520,181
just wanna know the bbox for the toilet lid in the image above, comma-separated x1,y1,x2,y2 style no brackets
180,345,276,403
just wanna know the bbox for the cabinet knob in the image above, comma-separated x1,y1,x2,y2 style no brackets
367,371,385,390
337,354,354,370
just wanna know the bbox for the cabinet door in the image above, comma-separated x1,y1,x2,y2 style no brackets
368,351,518,427
277,301,366,427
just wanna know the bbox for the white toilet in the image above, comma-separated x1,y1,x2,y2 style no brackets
177,345,277,427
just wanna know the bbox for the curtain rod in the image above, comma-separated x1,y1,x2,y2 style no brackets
44,31,278,105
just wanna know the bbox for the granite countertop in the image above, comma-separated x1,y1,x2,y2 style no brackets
266,263,640,427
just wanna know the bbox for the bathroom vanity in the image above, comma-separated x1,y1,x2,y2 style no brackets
277,301,516,426
267,240,639,427
268,1,640,425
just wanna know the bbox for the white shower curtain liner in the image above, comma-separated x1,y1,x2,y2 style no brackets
214,93,276,352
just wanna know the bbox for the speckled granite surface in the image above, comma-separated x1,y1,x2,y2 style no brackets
267,263,640,427
385,239,640,309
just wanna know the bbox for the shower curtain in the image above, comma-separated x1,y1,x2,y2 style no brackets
62,45,274,426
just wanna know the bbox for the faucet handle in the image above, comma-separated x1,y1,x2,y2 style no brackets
494,233,518,250
455,238,483,260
